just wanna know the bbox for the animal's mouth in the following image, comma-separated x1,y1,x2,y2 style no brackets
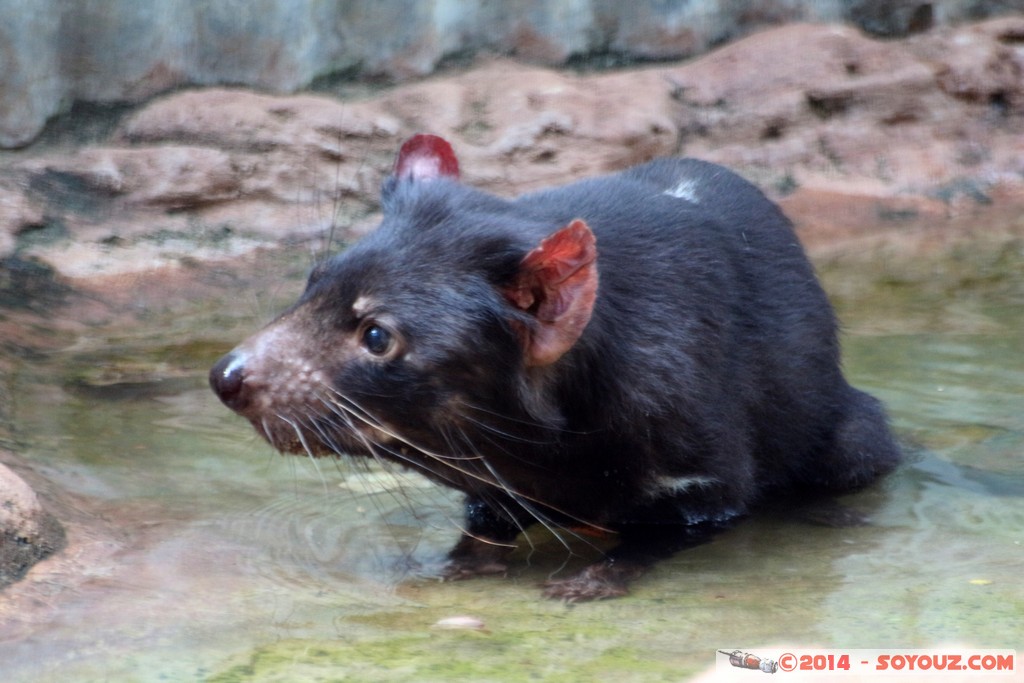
248,414,393,459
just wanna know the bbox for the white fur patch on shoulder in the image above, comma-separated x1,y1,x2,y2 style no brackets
645,474,719,498
663,177,701,203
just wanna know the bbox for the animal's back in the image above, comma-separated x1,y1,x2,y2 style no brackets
513,158,894,504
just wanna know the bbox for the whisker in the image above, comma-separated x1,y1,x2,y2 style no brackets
453,410,556,447
281,383,616,552
281,413,330,494
322,390,481,463
475,454,602,559
438,421,603,562
296,405,445,573
451,402,567,442
313,397,476,559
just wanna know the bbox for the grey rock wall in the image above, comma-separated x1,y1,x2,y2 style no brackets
2,0,1023,148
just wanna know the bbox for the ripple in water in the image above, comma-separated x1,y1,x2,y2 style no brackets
216,465,465,592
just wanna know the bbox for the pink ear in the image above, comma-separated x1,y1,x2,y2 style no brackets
394,134,460,181
505,219,599,367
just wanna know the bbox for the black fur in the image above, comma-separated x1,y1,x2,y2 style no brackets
211,154,901,600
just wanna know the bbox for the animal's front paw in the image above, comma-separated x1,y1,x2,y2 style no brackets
541,561,643,602
440,557,509,581
440,528,516,582
542,576,629,602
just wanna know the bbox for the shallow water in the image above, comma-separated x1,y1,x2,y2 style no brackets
1,240,1022,682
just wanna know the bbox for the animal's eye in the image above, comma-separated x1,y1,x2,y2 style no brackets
361,324,393,356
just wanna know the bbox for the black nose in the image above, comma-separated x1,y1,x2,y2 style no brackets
210,351,246,410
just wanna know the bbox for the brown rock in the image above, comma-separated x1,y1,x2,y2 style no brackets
1,21,1022,296
378,59,678,192
666,21,1024,208
0,462,66,589
918,17,1024,111
64,146,242,210
0,181,46,258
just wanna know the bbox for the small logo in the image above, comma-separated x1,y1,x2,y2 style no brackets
719,650,779,674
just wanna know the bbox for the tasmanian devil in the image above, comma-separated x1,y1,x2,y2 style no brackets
210,134,900,601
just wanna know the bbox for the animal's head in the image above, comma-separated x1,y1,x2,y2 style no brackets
209,135,598,489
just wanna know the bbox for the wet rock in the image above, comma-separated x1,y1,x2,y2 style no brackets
0,462,66,590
